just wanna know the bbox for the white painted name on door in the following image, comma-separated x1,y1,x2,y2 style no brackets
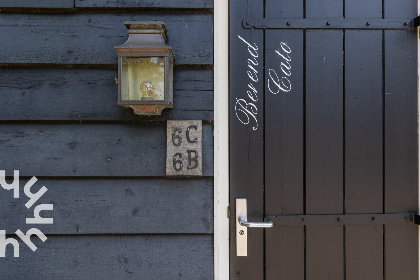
234,38,292,131
235,35,260,131
268,42,292,94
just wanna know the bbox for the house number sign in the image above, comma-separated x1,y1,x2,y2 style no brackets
166,120,202,176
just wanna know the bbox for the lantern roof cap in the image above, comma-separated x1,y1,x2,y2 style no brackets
114,21,174,58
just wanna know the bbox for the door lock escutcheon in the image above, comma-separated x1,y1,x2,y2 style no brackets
236,198,273,256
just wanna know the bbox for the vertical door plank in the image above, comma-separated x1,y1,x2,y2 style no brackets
305,1,344,278
265,1,304,280
383,0,418,212
344,29,383,280
345,225,383,279
306,27,344,280
345,0,382,19
229,0,264,279
345,1,383,215
306,0,343,18
344,3,384,280
305,30,344,280
384,1,418,280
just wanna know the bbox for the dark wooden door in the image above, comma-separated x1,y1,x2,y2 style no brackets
229,0,418,279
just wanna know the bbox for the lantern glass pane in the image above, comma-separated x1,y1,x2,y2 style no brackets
121,57,165,101
168,58,173,102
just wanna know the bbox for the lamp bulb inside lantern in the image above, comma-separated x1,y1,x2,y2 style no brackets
140,81,155,100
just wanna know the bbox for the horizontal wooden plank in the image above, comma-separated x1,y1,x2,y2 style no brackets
0,0,73,8
0,123,213,176
75,0,213,8
0,68,213,121
0,178,213,234
0,13,213,65
2,235,213,279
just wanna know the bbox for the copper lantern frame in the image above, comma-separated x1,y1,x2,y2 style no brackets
114,21,174,115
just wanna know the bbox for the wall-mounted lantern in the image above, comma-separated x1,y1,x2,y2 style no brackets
114,21,174,115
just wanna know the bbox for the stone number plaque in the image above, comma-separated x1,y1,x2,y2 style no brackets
166,120,202,176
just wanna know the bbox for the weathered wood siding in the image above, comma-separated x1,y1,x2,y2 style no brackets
0,1,214,279
0,68,213,120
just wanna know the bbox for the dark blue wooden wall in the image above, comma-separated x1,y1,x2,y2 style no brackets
0,1,214,279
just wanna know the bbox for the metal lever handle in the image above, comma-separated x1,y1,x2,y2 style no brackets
236,198,273,256
238,216,273,228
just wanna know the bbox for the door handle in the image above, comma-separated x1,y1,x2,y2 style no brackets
236,198,273,256
238,216,273,228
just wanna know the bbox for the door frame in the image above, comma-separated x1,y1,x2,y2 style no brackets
418,2,420,279
214,0,420,279
214,0,230,279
